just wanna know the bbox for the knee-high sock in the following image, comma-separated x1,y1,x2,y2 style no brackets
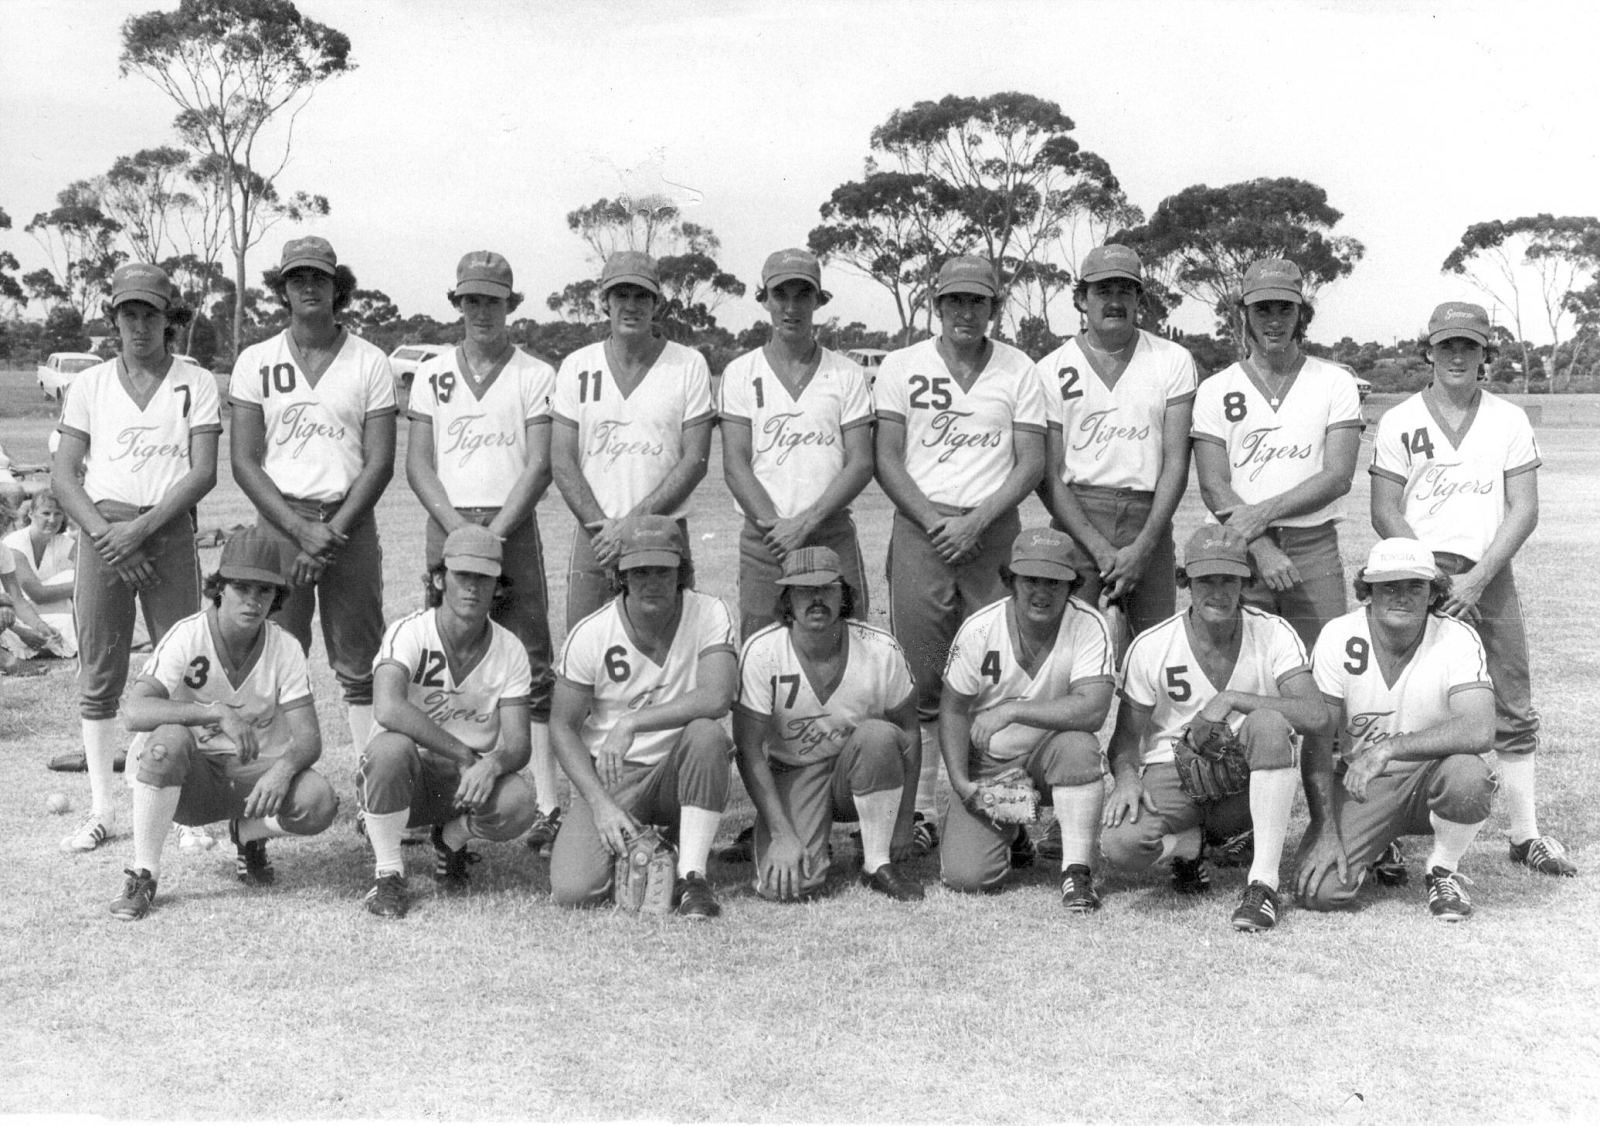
83,718,119,819
1159,825,1203,863
364,809,408,876
131,782,180,876
347,704,374,757
1246,767,1299,890
235,816,286,844
854,787,902,872
677,806,721,878
1497,755,1539,842
1051,780,1104,869
440,814,471,851
1426,813,1485,873
528,721,561,815
916,723,941,814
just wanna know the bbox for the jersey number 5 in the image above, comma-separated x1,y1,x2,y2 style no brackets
1165,665,1192,702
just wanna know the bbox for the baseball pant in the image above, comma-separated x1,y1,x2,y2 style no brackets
1300,755,1497,912
1056,484,1177,638
425,507,555,722
549,719,731,907
751,718,912,898
1433,552,1539,759
565,516,696,631
74,501,200,720
889,505,1021,721
738,510,869,641
133,723,338,834
941,730,1102,893
260,497,384,705
1241,521,1347,652
359,732,540,839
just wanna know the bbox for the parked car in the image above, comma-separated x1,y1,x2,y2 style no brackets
389,344,450,399
1354,376,1372,402
37,352,101,400
844,347,889,389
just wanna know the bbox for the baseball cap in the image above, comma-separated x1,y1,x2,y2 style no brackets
218,526,289,588
442,524,503,578
1183,526,1252,578
935,256,998,299
1009,527,1080,582
600,250,662,298
1241,259,1304,305
774,546,844,587
109,263,177,312
1363,538,1437,583
1427,301,1492,347
280,236,338,277
1080,244,1143,285
617,515,684,570
453,251,514,300
758,248,831,304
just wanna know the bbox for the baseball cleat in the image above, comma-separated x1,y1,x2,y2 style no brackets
109,868,158,922
1231,881,1280,932
1060,865,1101,913
364,872,410,919
1010,825,1036,870
1037,819,1064,862
1509,836,1578,877
1424,866,1473,922
1372,840,1409,886
178,823,217,852
60,813,111,853
861,863,924,902
432,825,479,892
229,820,275,886
1171,855,1213,895
523,807,563,856
1209,828,1255,870
673,872,721,920
717,824,756,864
910,812,939,856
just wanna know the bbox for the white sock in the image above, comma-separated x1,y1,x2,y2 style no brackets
1497,755,1539,843
677,806,722,877
83,717,119,819
528,721,561,814
1246,767,1299,890
916,723,941,815
234,816,286,844
1159,826,1203,864
1426,813,1485,873
364,809,409,876
854,787,903,871
346,704,374,757
1051,780,1105,869
440,815,471,851
131,782,180,877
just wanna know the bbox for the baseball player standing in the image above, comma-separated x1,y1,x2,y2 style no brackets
52,263,221,854
1102,526,1326,932
875,256,1050,851
550,251,714,629
720,248,874,640
1369,302,1573,876
733,547,922,901
110,527,338,920
1296,539,1498,921
1192,258,1363,651
231,237,397,760
405,251,563,850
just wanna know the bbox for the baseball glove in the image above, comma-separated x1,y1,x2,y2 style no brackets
968,767,1040,824
1173,722,1250,802
614,827,676,915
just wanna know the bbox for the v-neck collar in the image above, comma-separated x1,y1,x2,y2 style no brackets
205,606,266,691
455,343,513,402
1421,384,1482,450
285,326,348,389
1364,609,1422,691
436,611,492,686
1241,354,1303,414
604,337,666,401
115,357,173,413
1077,332,1140,393
935,337,993,395
1004,601,1058,680
792,626,851,706
761,342,822,402
617,597,682,668
1181,611,1242,695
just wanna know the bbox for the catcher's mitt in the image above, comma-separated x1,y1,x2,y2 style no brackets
968,767,1040,824
1173,722,1250,802
614,827,676,915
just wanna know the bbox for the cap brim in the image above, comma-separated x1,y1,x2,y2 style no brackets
762,270,822,292
775,569,843,587
1080,269,1143,285
281,258,337,277
1185,559,1253,578
1428,328,1489,346
219,565,287,587
937,282,997,298
618,549,681,570
602,274,662,298
444,555,502,577
1010,559,1077,581
1243,287,1303,304
111,289,171,312
453,280,512,299
1364,567,1436,583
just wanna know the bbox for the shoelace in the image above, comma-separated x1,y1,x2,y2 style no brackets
1527,837,1568,862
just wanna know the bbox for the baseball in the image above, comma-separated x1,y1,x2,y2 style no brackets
46,793,71,815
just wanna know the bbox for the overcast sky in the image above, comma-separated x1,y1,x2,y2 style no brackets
3,0,1597,345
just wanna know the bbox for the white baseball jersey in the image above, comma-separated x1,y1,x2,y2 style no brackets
374,609,532,754
719,346,873,518
944,596,1115,763
1370,388,1540,562
737,620,914,768
1191,355,1363,527
1313,608,1490,770
874,338,1050,509
231,328,398,502
551,340,714,519
1041,331,1198,492
1120,607,1310,766
130,609,313,764
411,345,555,509
58,358,222,508
558,590,736,767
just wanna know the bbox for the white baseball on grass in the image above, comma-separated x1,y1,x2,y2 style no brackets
46,792,71,815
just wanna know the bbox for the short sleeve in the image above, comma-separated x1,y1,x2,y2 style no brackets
374,616,425,680
525,359,556,424
230,349,263,411
943,618,985,696
141,617,197,695
59,372,94,439
188,365,222,430
720,353,753,424
365,348,398,416
1370,409,1410,482
1167,346,1199,404
1267,616,1312,683
1068,606,1115,686
883,641,915,706
551,355,580,425
839,360,873,428
557,616,601,689
696,595,737,656
272,629,313,705
682,349,714,426
410,356,441,422
1311,624,1348,700
874,356,909,422
501,639,533,701
1190,378,1223,443
1505,408,1540,474
1444,620,1491,691
1012,362,1051,432
1119,631,1161,709
1327,368,1363,429
736,634,774,716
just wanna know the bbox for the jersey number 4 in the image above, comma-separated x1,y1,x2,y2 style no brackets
1402,427,1435,460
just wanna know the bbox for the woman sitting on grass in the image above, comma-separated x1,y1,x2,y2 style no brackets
3,487,77,658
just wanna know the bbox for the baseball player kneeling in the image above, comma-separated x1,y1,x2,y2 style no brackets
1102,526,1327,933
359,526,541,919
110,527,337,921
938,527,1115,910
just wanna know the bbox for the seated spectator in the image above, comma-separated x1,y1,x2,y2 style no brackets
4,488,76,658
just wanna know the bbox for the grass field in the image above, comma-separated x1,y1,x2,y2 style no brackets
1,368,1596,1122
